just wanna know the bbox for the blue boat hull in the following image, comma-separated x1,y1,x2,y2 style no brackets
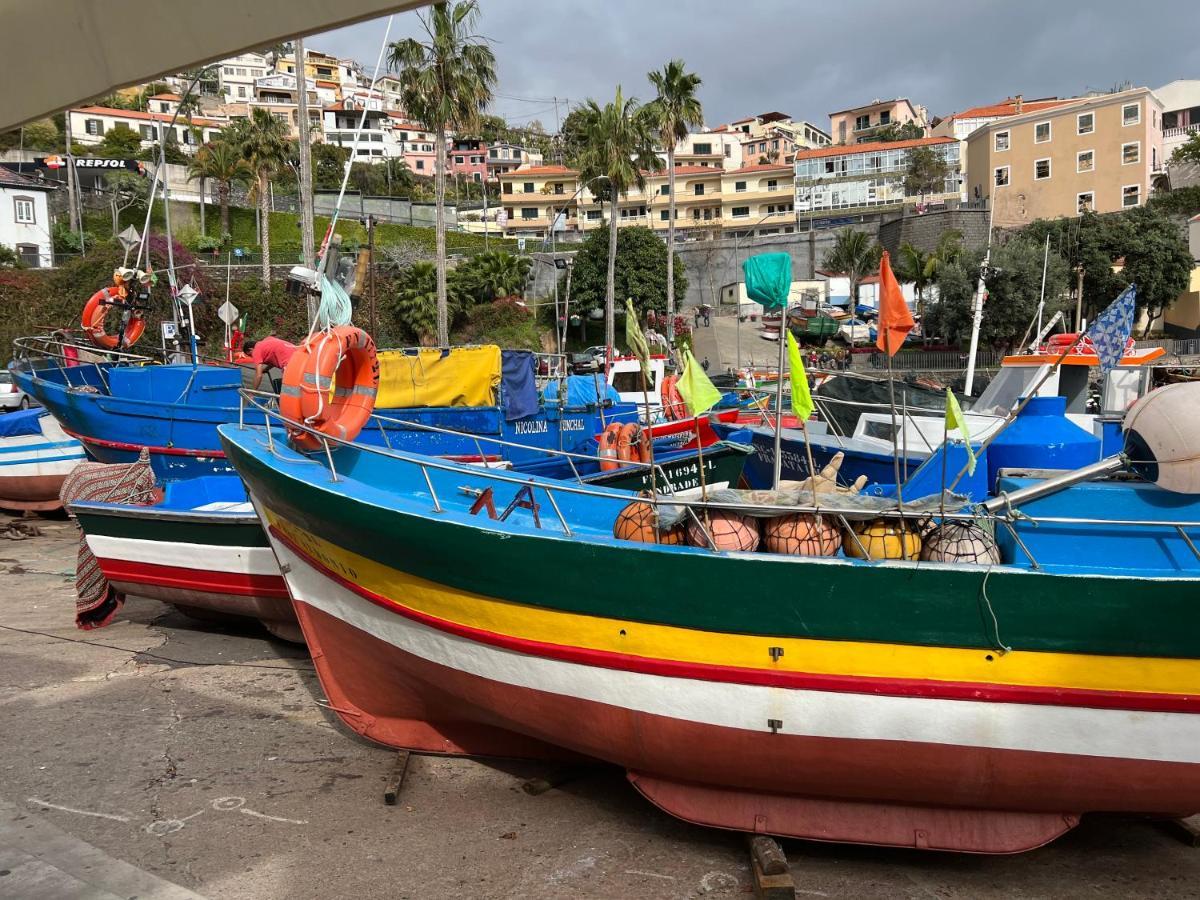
12,360,633,479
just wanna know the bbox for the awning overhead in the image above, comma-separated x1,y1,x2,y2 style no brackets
2,1,431,131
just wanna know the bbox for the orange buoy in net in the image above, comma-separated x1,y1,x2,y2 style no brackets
279,326,379,452
844,518,921,560
613,499,684,544
82,286,146,350
686,509,760,552
763,513,841,556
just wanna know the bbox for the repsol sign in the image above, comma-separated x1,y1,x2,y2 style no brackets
38,156,145,172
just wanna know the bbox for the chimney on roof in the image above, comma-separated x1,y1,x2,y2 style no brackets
1014,94,1023,114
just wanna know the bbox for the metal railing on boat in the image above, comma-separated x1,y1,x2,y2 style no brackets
234,388,1200,571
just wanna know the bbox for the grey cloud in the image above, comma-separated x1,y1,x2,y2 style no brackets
311,0,1200,128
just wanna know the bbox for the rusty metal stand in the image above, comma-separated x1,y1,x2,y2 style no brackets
382,750,411,805
747,834,796,899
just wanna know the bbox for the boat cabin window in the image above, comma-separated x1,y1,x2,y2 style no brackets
861,420,897,442
1101,367,1150,416
610,370,656,394
973,365,1047,416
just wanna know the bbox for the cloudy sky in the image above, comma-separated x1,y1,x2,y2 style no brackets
312,0,1199,131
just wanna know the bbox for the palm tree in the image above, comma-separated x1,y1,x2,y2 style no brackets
894,242,932,335
388,0,496,348
645,60,703,345
458,251,532,303
186,140,250,240
822,228,882,311
572,87,661,355
236,108,290,284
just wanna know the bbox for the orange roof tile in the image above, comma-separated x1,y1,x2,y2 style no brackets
148,93,181,101
946,97,1076,122
727,163,794,175
500,164,577,178
74,105,225,128
792,135,955,161
663,165,724,176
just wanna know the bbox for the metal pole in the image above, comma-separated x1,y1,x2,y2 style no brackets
64,112,79,236
964,184,999,396
368,215,377,336
1035,232,1049,339
771,312,788,488
295,34,316,272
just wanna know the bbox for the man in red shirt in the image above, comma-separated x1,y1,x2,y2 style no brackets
243,336,298,392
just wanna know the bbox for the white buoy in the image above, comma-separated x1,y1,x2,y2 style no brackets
1123,383,1200,494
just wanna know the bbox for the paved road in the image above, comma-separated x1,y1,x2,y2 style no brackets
3,513,1200,899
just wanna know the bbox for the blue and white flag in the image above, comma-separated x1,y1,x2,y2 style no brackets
1086,284,1136,374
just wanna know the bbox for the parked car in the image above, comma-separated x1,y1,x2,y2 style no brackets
569,352,599,374
1,370,33,411
837,318,873,345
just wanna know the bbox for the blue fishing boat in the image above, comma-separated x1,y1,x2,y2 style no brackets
211,374,1200,855
11,341,636,479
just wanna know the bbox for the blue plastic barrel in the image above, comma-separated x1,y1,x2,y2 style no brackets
986,396,1101,490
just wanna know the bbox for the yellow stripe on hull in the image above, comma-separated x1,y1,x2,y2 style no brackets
267,511,1200,699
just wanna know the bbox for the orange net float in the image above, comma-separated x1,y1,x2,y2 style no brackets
280,326,379,453
81,285,146,350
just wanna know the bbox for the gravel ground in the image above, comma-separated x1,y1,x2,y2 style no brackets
2,512,1199,899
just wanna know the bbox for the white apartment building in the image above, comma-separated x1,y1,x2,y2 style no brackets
69,106,226,153
794,136,961,216
1155,80,1200,160
487,143,544,180
218,52,271,103
1,169,54,268
671,131,743,170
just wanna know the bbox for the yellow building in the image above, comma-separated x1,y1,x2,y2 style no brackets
720,164,796,236
497,162,797,240
498,165,580,237
965,88,1165,227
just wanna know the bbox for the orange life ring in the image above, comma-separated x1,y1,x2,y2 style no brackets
598,423,622,472
617,422,641,463
660,374,686,421
280,326,379,452
82,287,146,350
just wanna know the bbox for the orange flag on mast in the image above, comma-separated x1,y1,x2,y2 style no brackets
875,250,915,356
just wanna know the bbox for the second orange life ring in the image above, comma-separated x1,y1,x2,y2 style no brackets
280,326,379,452
660,374,686,421
82,286,146,350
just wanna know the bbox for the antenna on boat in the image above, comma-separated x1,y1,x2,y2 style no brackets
309,15,396,334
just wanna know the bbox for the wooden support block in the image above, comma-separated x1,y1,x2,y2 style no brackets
521,767,586,796
747,835,795,900
1166,815,1200,847
383,750,411,806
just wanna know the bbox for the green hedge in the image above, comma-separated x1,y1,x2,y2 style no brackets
85,201,516,263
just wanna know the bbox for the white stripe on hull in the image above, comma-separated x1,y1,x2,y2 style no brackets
0,457,86,477
267,529,1200,767
85,534,280,578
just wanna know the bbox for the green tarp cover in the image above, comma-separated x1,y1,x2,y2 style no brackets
742,253,792,310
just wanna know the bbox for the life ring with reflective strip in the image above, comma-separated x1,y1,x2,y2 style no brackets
82,286,146,350
280,326,379,452
598,423,622,471
617,422,641,463
660,374,686,421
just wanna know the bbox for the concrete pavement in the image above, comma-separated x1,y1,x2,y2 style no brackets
3,513,1200,899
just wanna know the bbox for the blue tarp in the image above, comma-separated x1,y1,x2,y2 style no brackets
500,350,539,422
0,407,47,439
543,376,621,410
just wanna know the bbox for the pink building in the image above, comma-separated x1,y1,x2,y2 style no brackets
448,139,488,183
829,98,928,145
386,114,438,176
